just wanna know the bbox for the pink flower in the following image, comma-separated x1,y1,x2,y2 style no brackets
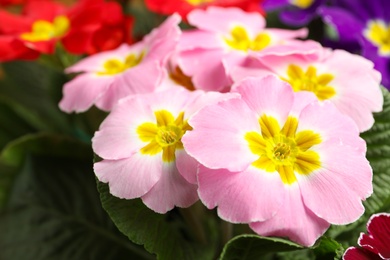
232,47,383,132
177,6,313,92
59,14,181,113
182,76,373,246
92,88,237,213
343,213,390,260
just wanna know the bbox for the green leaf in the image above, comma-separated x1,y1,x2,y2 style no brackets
0,134,153,260
98,182,217,260
0,96,46,150
0,61,71,134
219,234,303,260
1,133,91,167
313,237,344,260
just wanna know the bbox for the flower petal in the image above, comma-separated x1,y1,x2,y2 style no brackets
94,153,162,199
250,185,329,247
198,165,285,223
298,164,366,225
141,162,198,213
234,76,294,127
59,73,114,113
183,97,259,172
358,213,390,259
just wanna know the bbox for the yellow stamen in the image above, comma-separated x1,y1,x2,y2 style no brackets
364,20,390,56
282,64,336,100
224,26,271,52
186,0,213,5
290,0,314,9
20,15,70,42
97,52,145,75
245,115,321,185
137,110,191,162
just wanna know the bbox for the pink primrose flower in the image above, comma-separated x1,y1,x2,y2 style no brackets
59,14,181,113
92,88,237,213
232,47,383,132
177,6,312,92
182,76,373,246
344,213,390,260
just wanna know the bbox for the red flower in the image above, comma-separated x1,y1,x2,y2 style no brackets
0,0,25,6
344,213,390,260
0,0,134,61
144,0,264,21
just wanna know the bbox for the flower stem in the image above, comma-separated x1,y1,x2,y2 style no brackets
179,202,207,244
221,220,233,245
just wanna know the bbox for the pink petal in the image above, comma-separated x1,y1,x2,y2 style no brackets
230,62,274,84
95,61,163,110
143,13,181,64
323,50,383,132
265,28,308,40
141,162,198,214
250,185,329,247
297,101,366,152
179,48,229,91
298,166,365,225
197,165,285,223
254,39,321,59
175,149,199,184
183,97,259,172
94,153,162,199
234,76,294,126
59,73,114,113
178,30,222,51
359,213,390,259
318,140,373,201
187,7,265,34
65,43,142,73
92,96,156,160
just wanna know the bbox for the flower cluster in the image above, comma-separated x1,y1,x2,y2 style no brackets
0,0,133,61
1,0,389,257
262,0,390,91
54,6,384,247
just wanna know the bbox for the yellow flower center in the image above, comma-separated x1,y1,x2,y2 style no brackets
289,0,314,9
186,0,213,5
364,20,390,57
169,66,195,91
20,15,70,42
281,64,336,101
97,52,145,75
137,110,192,162
245,115,322,185
224,26,271,52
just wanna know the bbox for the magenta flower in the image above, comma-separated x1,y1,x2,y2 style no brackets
59,14,181,113
343,213,390,260
232,47,383,132
177,6,310,92
92,88,237,213
182,76,373,246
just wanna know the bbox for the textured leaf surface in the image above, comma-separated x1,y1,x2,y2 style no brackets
0,134,153,260
98,182,217,260
219,234,303,260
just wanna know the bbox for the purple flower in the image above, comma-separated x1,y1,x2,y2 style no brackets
319,0,390,89
263,0,327,26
